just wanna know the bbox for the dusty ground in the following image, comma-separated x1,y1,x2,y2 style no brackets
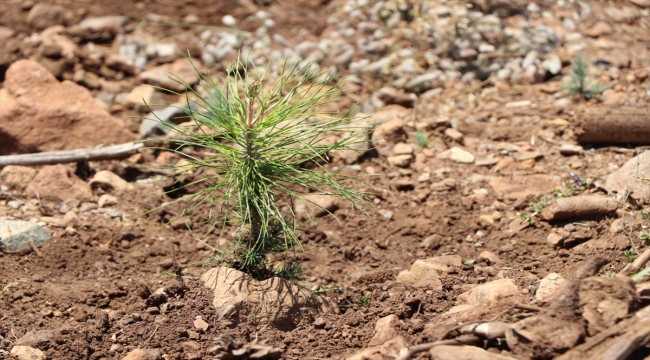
2,0,650,359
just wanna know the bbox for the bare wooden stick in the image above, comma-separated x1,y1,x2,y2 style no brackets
577,106,650,144
0,142,143,167
28,240,42,257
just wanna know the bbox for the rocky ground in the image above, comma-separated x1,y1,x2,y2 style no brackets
2,0,650,359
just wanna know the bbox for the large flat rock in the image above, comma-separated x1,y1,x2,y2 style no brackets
0,60,133,153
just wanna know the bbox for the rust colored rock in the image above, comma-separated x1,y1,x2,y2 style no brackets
28,165,93,202
201,267,338,330
0,60,133,153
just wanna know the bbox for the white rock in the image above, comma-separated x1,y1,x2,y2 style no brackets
10,346,46,360
535,273,567,302
437,147,475,164
559,144,584,156
89,171,134,192
378,209,393,221
222,15,237,26
461,279,520,306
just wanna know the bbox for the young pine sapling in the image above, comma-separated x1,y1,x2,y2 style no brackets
146,59,371,281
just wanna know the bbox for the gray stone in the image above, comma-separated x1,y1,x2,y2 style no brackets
405,72,441,93
0,220,51,252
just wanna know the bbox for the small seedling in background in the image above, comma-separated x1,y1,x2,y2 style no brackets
360,296,372,306
143,58,371,281
603,271,616,278
623,250,636,263
641,210,650,220
415,130,429,148
520,212,535,224
562,54,607,100
640,232,650,245
463,258,476,265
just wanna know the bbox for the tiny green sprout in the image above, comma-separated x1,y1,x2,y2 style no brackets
641,232,650,246
520,212,535,224
603,271,616,278
623,250,636,263
562,54,607,100
641,210,650,220
360,295,372,306
2,281,19,292
529,195,551,215
463,258,476,265
415,130,429,148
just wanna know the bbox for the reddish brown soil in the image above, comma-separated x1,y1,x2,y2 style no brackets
2,0,650,359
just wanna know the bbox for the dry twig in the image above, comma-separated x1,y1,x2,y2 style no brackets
0,142,143,167
28,240,42,257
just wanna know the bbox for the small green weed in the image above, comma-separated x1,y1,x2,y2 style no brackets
520,212,535,224
415,130,428,148
623,250,636,263
360,295,372,306
603,271,616,278
562,54,607,100
640,232,650,246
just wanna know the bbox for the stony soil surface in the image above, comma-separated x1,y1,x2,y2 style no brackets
2,0,650,359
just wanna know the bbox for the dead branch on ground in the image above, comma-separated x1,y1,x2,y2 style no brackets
0,142,143,167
